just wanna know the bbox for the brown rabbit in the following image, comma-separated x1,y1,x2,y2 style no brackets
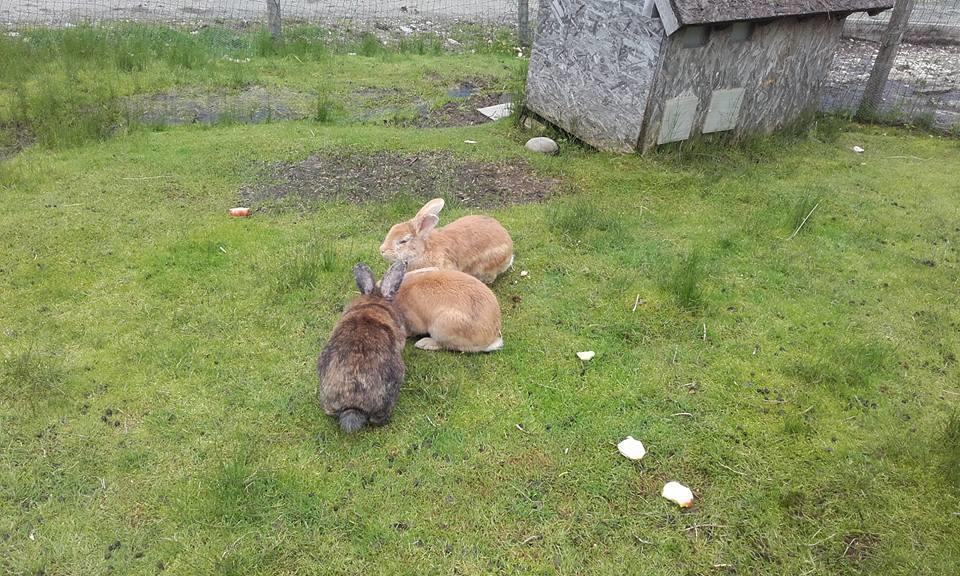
380,198,513,284
394,268,503,353
317,261,407,433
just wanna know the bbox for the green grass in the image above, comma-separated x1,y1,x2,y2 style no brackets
945,412,960,489
1,37,960,576
664,250,705,310
0,24,522,149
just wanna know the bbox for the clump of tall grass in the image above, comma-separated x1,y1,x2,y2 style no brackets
663,250,705,310
786,194,821,238
547,197,621,238
943,411,960,489
12,74,125,148
508,60,528,128
1,348,67,409
313,91,339,124
273,245,341,296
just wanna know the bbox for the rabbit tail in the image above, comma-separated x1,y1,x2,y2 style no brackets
338,409,368,434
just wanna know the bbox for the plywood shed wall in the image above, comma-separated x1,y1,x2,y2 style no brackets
639,15,846,150
525,0,665,153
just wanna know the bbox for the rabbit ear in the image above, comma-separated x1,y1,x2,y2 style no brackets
379,261,407,300
415,198,445,219
353,263,376,295
416,213,439,235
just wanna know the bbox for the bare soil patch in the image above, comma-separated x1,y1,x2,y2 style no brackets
0,122,34,160
842,532,880,563
352,78,510,128
239,151,558,209
409,92,508,128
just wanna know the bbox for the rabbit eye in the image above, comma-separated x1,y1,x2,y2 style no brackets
397,237,411,245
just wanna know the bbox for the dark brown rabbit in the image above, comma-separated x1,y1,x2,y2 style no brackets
317,261,407,433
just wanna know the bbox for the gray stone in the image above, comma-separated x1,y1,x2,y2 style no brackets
525,137,559,155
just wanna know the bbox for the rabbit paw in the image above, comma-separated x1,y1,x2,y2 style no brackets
415,337,443,351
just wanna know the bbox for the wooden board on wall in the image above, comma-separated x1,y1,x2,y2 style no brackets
640,16,845,150
526,0,665,152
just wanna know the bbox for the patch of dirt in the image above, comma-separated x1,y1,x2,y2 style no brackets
409,93,509,128
352,77,511,128
126,86,313,126
239,151,558,209
842,533,880,562
0,122,34,160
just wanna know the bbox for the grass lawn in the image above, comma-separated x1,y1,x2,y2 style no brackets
2,27,960,576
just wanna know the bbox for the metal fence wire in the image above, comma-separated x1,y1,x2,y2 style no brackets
826,0,960,129
1,1,536,27
1,0,958,132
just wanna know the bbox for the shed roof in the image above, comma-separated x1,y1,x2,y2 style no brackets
655,0,895,35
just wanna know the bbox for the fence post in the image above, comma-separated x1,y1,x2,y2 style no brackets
266,0,283,42
518,0,530,46
857,0,915,119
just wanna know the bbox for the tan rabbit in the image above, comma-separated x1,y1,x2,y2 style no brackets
394,268,503,353
379,198,513,284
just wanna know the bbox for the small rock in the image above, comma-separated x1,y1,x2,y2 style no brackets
617,437,646,460
576,351,595,362
446,38,461,46
661,481,694,508
525,137,559,155
852,145,865,153
399,26,413,34
519,270,528,277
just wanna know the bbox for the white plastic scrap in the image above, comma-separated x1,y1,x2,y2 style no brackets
661,481,695,508
576,351,595,361
617,436,646,461
852,145,865,153
477,103,513,121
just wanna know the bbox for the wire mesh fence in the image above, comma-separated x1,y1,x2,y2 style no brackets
825,0,960,130
1,0,958,132
1,1,538,32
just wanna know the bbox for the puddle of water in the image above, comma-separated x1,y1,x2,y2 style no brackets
127,86,312,126
447,82,476,98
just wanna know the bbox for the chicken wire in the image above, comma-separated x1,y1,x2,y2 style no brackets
1,1,534,27
825,0,960,129
2,1,958,131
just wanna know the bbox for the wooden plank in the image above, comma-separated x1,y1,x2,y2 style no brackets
266,0,282,41
519,0,531,47
668,0,894,27
641,15,845,150
526,0,665,152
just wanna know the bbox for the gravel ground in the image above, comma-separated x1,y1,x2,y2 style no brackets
824,39,960,128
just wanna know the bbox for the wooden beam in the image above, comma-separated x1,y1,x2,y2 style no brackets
266,0,283,42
